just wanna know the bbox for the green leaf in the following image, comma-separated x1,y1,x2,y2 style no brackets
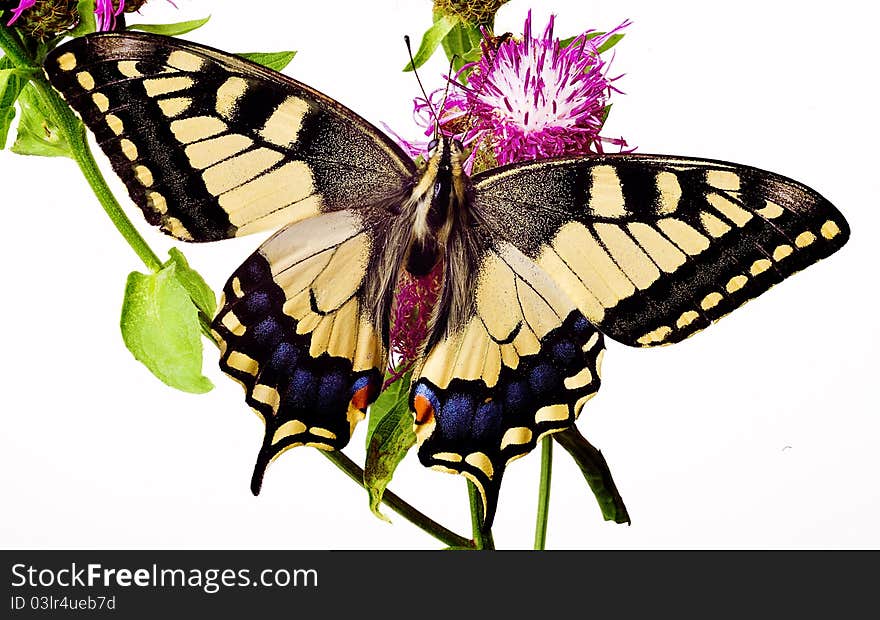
404,14,458,72
554,426,630,525
597,33,625,54
166,248,216,318
120,259,214,394
365,371,411,445
127,16,211,36
0,60,29,149
364,372,416,521
559,31,624,55
11,84,73,158
69,0,97,37
441,20,483,74
237,51,297,72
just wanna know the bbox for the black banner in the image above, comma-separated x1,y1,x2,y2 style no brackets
0,550,873,616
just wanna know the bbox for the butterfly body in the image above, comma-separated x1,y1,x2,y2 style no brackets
44,33,849,525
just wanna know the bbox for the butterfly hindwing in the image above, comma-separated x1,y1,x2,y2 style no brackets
44,33,415,241
473,154,849,347
212,210,395,492
412,239,604,525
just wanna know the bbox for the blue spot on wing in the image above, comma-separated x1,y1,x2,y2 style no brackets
440,392,476,441
244,291,271,316
552,340,578,364
252,317,284,348
268,342,298,373
473,399,502,440
317,371,348,408
529,363,560,395
284,368,317,408
504,381,530,416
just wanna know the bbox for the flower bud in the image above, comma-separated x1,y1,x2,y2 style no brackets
2,0,79,40
432,0,509,27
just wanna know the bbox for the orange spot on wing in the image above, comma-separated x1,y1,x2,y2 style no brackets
350,384,377,411
413,394,435,426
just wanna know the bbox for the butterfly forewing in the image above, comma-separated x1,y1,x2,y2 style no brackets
474,154,849,347
45,33,415,241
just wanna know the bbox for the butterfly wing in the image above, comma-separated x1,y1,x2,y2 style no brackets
213,208,412,492
411,231,604,526
472,154,849,347
44,32,415,241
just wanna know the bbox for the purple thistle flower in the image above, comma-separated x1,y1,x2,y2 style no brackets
5,0,35,26
95,0,126,31
401,11,631,173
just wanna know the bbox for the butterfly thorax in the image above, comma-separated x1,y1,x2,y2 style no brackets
405,137,471,277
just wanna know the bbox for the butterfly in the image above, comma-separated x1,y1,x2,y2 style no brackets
44,32,849,526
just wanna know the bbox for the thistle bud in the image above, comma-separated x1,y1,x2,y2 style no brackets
2,0,79,40
432,0,509,27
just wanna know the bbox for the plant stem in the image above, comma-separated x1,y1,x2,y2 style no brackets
468,481,495,550
326,450,472,549
534,436,553,550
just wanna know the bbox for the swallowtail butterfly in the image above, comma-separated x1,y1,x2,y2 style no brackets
44,33,849,525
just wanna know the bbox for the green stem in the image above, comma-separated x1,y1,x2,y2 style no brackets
534,436,553,550
326,450,472,549
468,481,495,550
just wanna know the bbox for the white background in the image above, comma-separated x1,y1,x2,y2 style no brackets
1,0,877,550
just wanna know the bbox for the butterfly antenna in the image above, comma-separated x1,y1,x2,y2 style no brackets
439,53,457,132
404,35,440,138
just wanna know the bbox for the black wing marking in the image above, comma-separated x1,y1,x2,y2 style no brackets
411,239,604,526
473,154,849,347
45,32,415,241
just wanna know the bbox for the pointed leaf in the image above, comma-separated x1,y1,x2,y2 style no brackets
166,248,216,318
120,260,213,394
11,84,73,158
237,51,297,72
364,372,415,521
364,399,416,522
127,16,211,36
597,33,625,54
365,371,412,446
441,20,483,74
69,0,97,37
403,14,458,72
554,426,630,524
